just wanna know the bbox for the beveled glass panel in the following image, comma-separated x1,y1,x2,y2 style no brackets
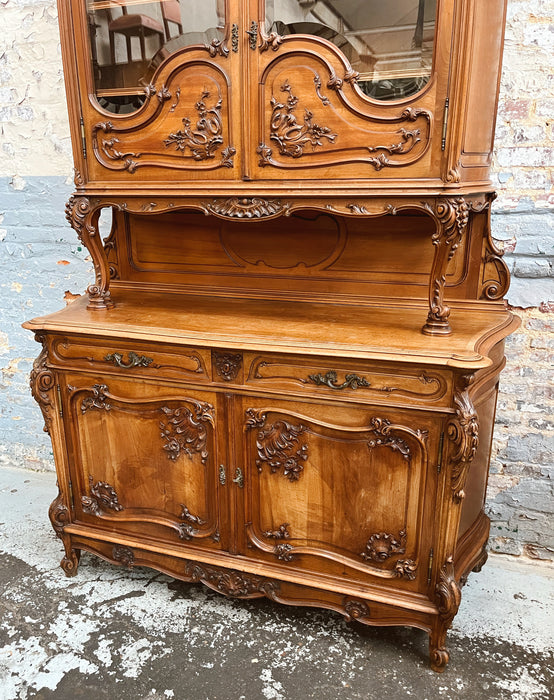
87,0,225,113
265,0,437,101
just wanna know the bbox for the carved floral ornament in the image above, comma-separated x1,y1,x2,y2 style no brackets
259,78,431,169
186,562,279,599
213,351,242,381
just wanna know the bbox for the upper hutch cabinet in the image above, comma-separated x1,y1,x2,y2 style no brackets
62,0,507,190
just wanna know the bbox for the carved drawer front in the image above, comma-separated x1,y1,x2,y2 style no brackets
241,398,440,594
48,336,210,385
245,353,451,408
62,375,222,549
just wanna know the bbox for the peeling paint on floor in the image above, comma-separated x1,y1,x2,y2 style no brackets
0,466,552,700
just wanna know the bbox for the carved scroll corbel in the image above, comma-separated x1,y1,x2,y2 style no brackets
65,196,114,310
480,200,510,300
30,337,55,435
447,375,479,503
422,197,470,335
422,197,491,335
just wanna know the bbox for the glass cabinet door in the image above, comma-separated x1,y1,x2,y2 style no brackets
86,0,226,113
264,0,437,101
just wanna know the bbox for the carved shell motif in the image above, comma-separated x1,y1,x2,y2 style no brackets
361,529,407,562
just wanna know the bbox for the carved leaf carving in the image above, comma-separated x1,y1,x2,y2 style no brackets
259,32,283,52
367,417,412,462
263,523,291,540
48,490,70,538
177,504,207,540
394,559,418,580
435,556,462,621
82,476,124,516
81,384,111,413
113,545,134,567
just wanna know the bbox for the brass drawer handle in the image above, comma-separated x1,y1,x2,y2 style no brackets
104,352,154,369
232,467,244,488
308,370,370,390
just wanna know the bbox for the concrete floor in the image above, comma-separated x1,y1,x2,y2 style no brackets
0,467,552,700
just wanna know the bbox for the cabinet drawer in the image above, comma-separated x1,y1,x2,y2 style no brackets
244,353,451,408
47,335,211,384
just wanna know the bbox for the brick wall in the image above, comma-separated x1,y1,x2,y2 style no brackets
486,0,554,561
0,0,552,560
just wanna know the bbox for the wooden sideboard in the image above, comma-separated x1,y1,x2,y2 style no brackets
25,0,517,671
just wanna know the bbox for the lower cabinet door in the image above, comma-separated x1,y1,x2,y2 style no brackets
62,374,223,550
240,398,440,593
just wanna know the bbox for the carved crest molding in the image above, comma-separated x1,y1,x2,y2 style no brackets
202,197,290,220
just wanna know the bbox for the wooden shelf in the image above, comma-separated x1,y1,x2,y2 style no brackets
24,290,518,369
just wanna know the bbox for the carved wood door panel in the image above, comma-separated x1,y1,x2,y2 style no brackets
73,0,241,184
244,0,453,182
61,374,223,550
240,397,440,593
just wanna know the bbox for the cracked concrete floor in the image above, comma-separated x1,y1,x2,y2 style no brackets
0,466,552,700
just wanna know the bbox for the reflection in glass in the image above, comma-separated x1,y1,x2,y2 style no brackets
87,0,225,113
266,0,437,101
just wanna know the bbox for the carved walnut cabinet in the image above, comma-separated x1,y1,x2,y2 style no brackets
25,0,518,671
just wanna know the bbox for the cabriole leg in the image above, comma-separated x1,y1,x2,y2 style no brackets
429,619,450,673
